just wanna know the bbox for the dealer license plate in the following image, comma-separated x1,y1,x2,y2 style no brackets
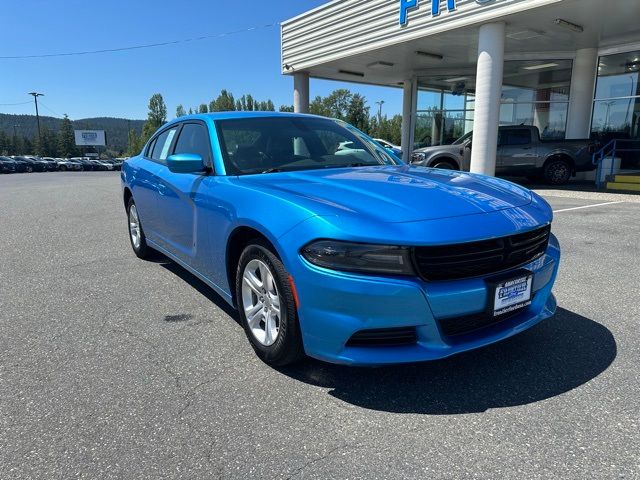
493,274,532,316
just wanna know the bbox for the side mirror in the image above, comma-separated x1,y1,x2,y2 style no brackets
167,153,204,174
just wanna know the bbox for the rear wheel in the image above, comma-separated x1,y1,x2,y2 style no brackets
59,165,67,171
127,198,153,259
235,241,304,366
543,158,572,185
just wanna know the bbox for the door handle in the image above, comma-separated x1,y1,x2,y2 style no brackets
157,183,167,196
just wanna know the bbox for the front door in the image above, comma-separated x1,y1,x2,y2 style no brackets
154,122,213,269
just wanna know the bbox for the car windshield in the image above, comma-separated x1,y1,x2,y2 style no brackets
452,131,473,145
216,116,400,175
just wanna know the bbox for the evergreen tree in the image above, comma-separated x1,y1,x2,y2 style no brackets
0,131,8,155
176,105,186,117
188,107,194,115
198,104,209,114
245,94,255,112
346,94,370,132
279,105,295,113
58,114,76,157
141,94,168,142
127,129,143,156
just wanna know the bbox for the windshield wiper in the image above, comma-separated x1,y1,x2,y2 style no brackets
261,167,285,174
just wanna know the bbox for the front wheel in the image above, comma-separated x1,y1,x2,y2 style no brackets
127,198,153,259
543,159,572,185
431,160,457,170
235,241,304,366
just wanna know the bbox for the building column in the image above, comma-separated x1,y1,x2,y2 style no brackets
293,72,310,114
401,76,417,163
566,48,598,139
470,22,505,176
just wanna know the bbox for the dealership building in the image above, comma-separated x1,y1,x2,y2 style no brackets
281,0,640,175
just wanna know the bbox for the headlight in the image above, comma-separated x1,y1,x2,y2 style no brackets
411,152,426,164
301,240,414,275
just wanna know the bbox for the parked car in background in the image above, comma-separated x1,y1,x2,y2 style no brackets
56,158,83,171
0,156,17,173
102,159,122,171
40,157,60,171
90,160,114,171
411,126,597,185
374,138,403,158
122,112,559,367
7,157,32,173
13,156,48,172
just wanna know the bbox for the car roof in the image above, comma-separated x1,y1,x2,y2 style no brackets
166,111,326,125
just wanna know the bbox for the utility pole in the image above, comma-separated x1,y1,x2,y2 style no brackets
28,92,44,143
13,124,19,138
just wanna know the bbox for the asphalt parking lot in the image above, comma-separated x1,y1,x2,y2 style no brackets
1,172,639,479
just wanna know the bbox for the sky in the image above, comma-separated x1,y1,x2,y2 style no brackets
0,0,402,121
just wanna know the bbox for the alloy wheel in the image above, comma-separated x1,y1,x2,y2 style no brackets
129,204,142,250
241,259,281,346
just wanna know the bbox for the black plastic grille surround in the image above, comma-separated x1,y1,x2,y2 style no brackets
346,327,418,347
412,225,551,281
438,304,529,337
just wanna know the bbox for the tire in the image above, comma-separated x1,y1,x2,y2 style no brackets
543,158,572,185
26,166,33,173
235,240,304,366
126,198,153,259
431,159,458,170
60,165,67,171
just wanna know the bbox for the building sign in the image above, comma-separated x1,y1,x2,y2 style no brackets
400,0,494,26
74,130,106,147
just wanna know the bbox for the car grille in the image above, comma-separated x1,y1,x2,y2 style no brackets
346,327,418,347
412,225,551,281
438,304,530,337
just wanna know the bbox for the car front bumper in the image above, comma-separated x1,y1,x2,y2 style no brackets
286,233,560,366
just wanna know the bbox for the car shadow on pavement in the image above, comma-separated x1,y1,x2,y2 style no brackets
279,308,617,414
157,258,240,323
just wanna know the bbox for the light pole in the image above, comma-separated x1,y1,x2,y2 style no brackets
13,124,19,138
375,100,385,125
28,92,44,143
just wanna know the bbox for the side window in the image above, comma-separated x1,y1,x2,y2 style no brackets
145,138,156,158
173,123,212,165
504,130,531,146
150,127,178,163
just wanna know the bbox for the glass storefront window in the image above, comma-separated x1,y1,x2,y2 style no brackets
593,51,640,138
416,60,572,147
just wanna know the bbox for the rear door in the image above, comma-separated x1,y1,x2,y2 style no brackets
154,122,212,267
498,128,539,173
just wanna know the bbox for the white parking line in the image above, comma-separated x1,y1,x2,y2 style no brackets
553,201,625,213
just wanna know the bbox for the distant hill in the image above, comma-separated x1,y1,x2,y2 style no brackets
0,113,145,152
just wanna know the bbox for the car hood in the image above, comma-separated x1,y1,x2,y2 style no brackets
240,165,532,223
414,144,461,155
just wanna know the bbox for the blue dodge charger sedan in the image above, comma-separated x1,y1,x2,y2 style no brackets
121,112,560,366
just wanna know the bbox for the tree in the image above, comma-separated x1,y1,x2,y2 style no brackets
188,107,194,115
176,105,186,117
209,90,236,112
245,94,255,112
142,93,168,142
279,105,294,113
346,94,370,132
0,131,9,155
127,129,143,156
198,104,208,114
58,114,77,157
309,96,331,116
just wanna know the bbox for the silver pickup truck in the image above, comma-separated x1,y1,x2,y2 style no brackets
411,126,597,185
